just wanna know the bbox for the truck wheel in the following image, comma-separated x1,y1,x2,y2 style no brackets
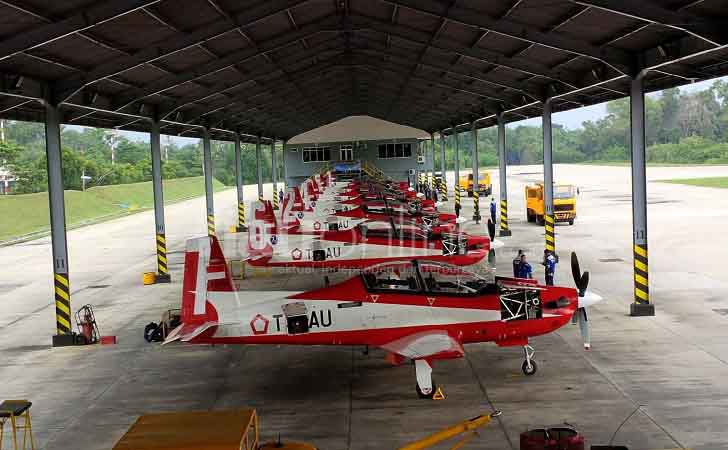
467,191,473,198
536,215,544,226
568,219,574,225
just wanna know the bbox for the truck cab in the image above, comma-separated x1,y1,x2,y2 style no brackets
525,183,577,225
459,170,492,196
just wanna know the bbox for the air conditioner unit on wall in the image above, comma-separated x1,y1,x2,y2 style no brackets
417,155,425,164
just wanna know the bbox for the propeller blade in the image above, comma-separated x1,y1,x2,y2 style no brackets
577,307,590,350
487,220,496,241
579,271,590,297
487,249,496,265
570,252,581,289
571,252,589,295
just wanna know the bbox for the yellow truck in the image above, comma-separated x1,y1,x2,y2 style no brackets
459,170,492,197
525,182,577,225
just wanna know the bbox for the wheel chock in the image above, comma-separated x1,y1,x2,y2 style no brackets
432,387,446,400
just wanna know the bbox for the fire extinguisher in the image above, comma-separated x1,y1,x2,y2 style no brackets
75,304,99,344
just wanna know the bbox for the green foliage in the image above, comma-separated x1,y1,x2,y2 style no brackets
659,177,728,188
0,176,227,242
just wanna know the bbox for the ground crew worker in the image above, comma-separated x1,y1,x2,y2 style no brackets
490,197,496,224
513,249,524,277
543,250,557,286
517,254,533,279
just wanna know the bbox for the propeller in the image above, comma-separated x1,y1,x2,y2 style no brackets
486,220,497,265
569,252,602,350
487,220,496,241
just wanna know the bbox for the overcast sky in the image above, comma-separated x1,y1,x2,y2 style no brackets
105,75,726,145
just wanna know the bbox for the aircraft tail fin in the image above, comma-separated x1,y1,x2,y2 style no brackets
246,201,276,264
168,235,233,343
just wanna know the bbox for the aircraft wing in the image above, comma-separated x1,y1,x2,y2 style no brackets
379,330,464,360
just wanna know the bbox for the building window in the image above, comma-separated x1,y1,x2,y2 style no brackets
377,142,412,159
289,147,298,152
340,144,354,161
302,146,331,163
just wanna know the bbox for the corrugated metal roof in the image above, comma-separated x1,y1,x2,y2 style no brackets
0,0,726,141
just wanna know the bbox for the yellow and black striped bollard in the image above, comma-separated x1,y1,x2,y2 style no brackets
155,233,170,282
237,202,248,231
439,179,447,201
454,185,461,217
472,190,480,223
634,244,649,304
54,272,71,335
499,199,511,236
273,189,279,210
207,214,216,237
544,213,555,253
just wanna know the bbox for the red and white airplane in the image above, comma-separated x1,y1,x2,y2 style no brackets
166,235,603,397
246,201,489,269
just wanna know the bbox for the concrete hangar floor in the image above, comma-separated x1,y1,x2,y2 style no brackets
1,164,727,450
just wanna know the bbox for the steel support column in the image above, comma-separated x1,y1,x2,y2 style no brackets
150,120,170,282
271,139,279,210
471,123,480,223
439,130,447,200
46,101,72,345
234,134,247,232
453,127,461,217
630,75,654,316
202,129,215,236
256,136,263,201
282,140,288,189
497,115,511,236
430,132,436,194
543,100,555,254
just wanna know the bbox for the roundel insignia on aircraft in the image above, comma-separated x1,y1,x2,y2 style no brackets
313,221,321,230
297,212,304,219
311,201,316,207
250,314,269,335
270,235,278,245
291,248,303,260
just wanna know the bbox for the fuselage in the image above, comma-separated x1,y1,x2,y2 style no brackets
186,275,578,348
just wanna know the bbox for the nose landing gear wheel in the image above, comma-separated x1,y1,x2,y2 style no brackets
416,381,437,399
522,344,537,376
522,360,537,376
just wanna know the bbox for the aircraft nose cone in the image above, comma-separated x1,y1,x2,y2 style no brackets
491,239,504,249
578,290,604,309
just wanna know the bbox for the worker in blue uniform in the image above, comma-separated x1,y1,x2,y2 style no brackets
512,249,523,277
517,253,533,279
490,197,496,224
543,250,557,286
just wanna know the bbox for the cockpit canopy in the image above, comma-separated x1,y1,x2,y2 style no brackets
361,260,495,296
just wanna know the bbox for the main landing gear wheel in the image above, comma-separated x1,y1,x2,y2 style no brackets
416,381,437,399
521,360,537,376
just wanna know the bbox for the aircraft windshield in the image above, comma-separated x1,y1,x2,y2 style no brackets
554,186,575,199
361,261,495,295
419,262,494,295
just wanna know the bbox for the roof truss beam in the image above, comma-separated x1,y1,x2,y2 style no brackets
350,13,582,88
574,0,728,47
0,0,163,62
384,0,634,74
55,0,314,102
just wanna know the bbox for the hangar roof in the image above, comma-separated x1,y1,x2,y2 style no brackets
0,0,727,142
287,115,429,144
